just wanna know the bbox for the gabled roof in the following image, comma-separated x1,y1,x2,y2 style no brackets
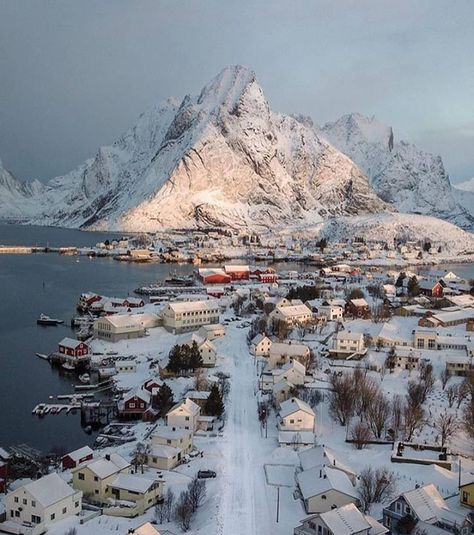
64,445,93,462
129,522,162,535
251,333,271,345
349,298,369,307
274,304,312,317
167,398,200,417
152,425,193,441
298,446,356,477
109,473,158,494
123,387,151,404
74,453,130,479
297,465,357,501
279,397,315,419
19,473,77,507
320,503,371,535
59,337,84,349
149,444,182,459
167,300,219,313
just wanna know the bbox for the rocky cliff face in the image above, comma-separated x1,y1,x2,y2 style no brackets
321,113,474,230
4,66,389,231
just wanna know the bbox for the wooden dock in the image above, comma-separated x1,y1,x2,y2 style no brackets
32,403,81,416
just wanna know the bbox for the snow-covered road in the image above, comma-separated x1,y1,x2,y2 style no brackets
217,328,273,535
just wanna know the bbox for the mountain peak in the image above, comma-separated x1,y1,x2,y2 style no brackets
325,113,394,150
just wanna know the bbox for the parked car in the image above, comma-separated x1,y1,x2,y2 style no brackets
197,470,217,479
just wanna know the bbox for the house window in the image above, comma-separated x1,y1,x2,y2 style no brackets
78,473,85,480
75,501,79,508
31,500,36,507
62,507,67,514
94,476,99,482
14,497,18,503
185,416,190,421
428,339,435,349
50,513,56,520
462,491,469,503
23,499,27,505
94,489,99,494
31,515,41,524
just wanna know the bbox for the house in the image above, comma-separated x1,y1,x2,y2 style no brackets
270,304,313,326
150,426,193,453
58,338,89,358
116,360,137,374
198,268,231,284
414,330,437,350
329,332,365,358
72,453,130,503
279,397,315,432
446,357,474,377
345,298,370,318
382,483,472,534
62,445,94,470
268,342,311,369
272,379,295,404
94,314,146,341
298,446,357,484
5,473,82,535
296,465,359,513
162,300,220,334
460,474,474,509
418,279,445,297
118,387,151,419
317,301,344,321
106,473,164,516
294,503,388,535
422,308,474,328
182,334,217,367
389,348,420,371
224,264,250,280
0,448,10,493
250,334,272,356
128,522,162,535
261,360,306,392
278,430,315,447
146,444,183,470
166,398,201,431
197,323,225,341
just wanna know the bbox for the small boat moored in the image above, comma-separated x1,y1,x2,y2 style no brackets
37,314,64,326
78,373,90,384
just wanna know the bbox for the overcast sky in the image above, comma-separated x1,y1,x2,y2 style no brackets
0,0,473,184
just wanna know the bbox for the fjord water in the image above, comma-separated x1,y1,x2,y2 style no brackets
0,225,194,453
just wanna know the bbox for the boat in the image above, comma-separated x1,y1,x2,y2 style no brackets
62,362,75,372
37,314,64,326
79,373,90,384
35,352,50,360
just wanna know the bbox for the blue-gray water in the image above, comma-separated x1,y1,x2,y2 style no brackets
0,224,472,454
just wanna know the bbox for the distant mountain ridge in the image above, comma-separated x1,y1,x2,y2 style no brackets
321,113,474,230
0,66,472,234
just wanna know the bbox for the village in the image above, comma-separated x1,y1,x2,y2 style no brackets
1,257,474,535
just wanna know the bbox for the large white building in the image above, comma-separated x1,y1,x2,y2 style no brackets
94,313,159,342
162,300,220,334
5,473,82,535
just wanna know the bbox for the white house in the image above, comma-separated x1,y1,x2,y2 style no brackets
294,503,388,535
150,426,193,453
115,360,137,374
250,334,272,356
197,323,225,341
279,397,315,432
146,444,183,471
268,342,310,369
162,300,220,333
166,398,201,431
5,473,82,535
94,313,159,342
182,333,217,367
261,360,306,392
317,301,344,321
296,465,359,513
329,332,365,358
270,304,313,326
298,446,357,484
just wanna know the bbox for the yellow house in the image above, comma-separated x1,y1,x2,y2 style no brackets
460,478,474,509
71,453,130,502
106,474,164,517
150,426,194,453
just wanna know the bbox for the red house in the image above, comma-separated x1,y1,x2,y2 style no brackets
198,268,231,284
258,272,277,283
58,338,90,358
62,445,94,470
419,279,445,297
119,388,151,419
224,265,250,280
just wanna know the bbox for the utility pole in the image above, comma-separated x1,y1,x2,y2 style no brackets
276,486,280,523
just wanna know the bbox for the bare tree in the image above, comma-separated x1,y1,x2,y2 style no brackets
463,395,474,440
187,477,206,512
354,376,380,421
446,384,458,408
174,491,193,531
350,420,372,449
456,380,470,409
439,368,450,390
329,373,354,426
419,361,435,401
358,467,397,513
390,394,404,440
433,411,460,447
367,392,390,439
155,488,174,524
404,400,425,441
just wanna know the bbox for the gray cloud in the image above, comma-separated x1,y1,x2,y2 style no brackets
0,0,473,182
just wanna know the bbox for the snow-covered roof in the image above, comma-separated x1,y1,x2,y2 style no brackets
319,503,371,535
75,453,130,479
432,308,474,324
270,342,309,356
298,446,356,476
64,445,93,462
129,522,162,535
274,304,312,317
349,298,368,307
279,397,315,418
297,465,357,500
167,398,200,417
251,333,270,345
123,387,151,404
275,359,306,376
335,331,363,342
59,337,83,349
149,444,182,459
110,473,158,493
152,426,193,441
18,473,77,507
167,300,219,313
278,431,315,444
224,264,249,272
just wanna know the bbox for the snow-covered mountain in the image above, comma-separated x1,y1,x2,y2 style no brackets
455,178,474,192
0,158,43,221
321,114,474,230
2,66,390,231
453,178,474,220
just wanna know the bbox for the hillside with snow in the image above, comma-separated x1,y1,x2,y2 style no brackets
453,178,474,220
321,114,474,230
0,66,389,232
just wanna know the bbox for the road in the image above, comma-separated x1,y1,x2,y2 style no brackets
217,328,273,535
